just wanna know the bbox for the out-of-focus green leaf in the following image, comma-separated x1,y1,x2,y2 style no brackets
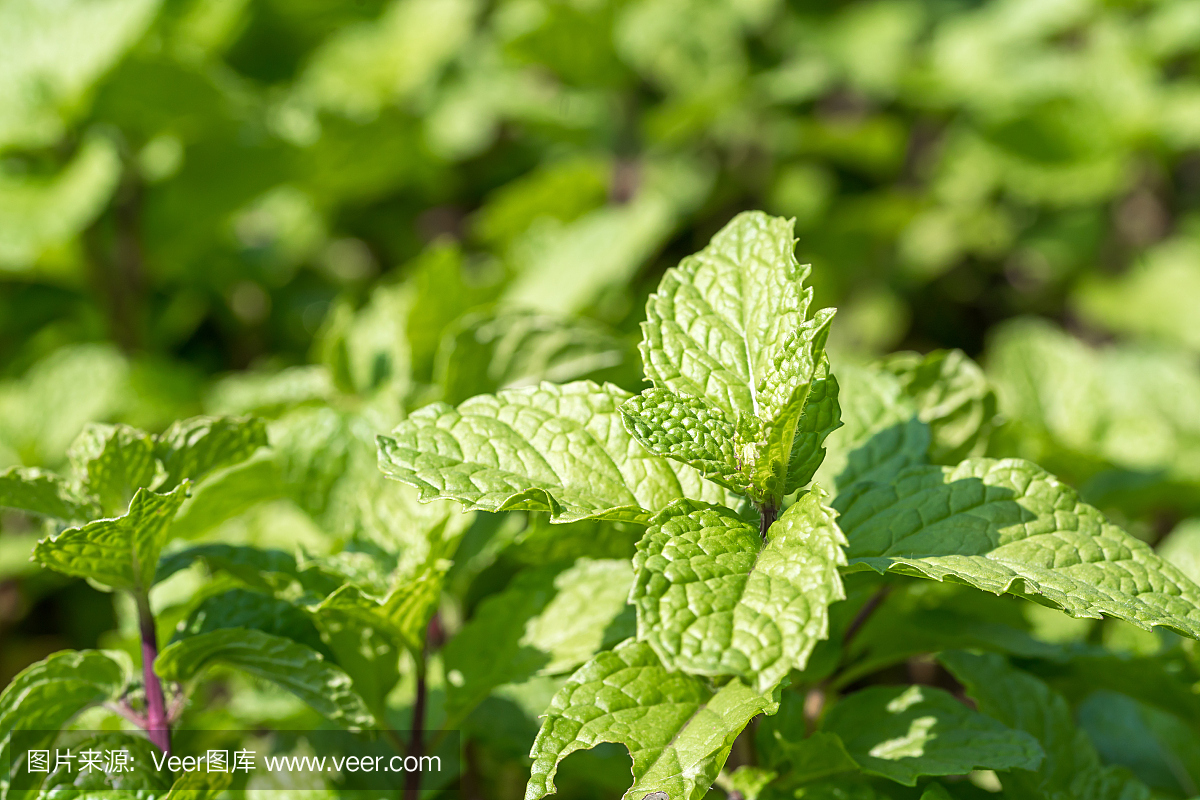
941,651,1152,800
0,135,121,272
436,310,629,406
296,0,478,120
153,415,268,490
880,349,996,464
444,558,634,722
821,684,1042,785
0,466,96,521
503,160,711,315
0,0,160,149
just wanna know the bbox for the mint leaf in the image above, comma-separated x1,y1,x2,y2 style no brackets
881,349,997,464
940,651,1151,799
822,684,1043,785
525,639,776,800
436,310,629,406
638,211,836,503
377,380,730,523
155,628,375,728
37,731,170,795
0,466,96,521
786,368,842,493
174,587,328,656
816,364,927,493
165,768,233,800
155,543,306,591
309,573,445,658
837,457,1200,639
166,452,284,541
34,484,188,593
761,729,860,785
153,415,268,490
0,650,128,794
620,388,752,493
632,488,846,693
67,423,160,516
444,558,634,722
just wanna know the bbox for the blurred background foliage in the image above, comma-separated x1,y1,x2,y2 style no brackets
4,0,1200,794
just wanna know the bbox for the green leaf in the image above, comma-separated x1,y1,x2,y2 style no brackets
174,587,328,656
166,452,285,541
940,651,1151,799
36,731,170,796
308,568,446,658
0,650,128,794
0,466,96,521
638,211,837,503
436,310,629,407
762,729,861,785
786,368,842,493
815,364,928,494
631,488,846,693
0,134,122,271
155,628,374,728
445,558,634,722
1077,690,1200,795
34,484,188,594
620,388,752,494
525,639,776,800
164,768,233,800
837,457,1200,640
821,684,1043,785
153,415,268,490
881,349,997,464
377,380,731,524
155,543,306,590
0,0,159,150
67,423,160,516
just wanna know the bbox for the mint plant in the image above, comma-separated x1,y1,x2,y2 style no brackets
378,211,1200,800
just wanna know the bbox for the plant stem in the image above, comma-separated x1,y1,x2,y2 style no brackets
135,594,171,755
841,585,891,651
758,503,777,540
405,660,427,800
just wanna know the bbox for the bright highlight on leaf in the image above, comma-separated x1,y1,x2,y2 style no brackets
628,211,839,505
631,489,846,692
377,380,731,523
524,639,776,800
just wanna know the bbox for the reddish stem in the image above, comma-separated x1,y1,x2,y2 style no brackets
137,595,171,755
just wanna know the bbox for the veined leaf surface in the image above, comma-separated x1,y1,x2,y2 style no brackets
525,639,776,800
837,458,1200,639
378,380,730,523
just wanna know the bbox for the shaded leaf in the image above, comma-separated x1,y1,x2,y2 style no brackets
822,684,1043,785
838,458,1200,640
155,628,374,728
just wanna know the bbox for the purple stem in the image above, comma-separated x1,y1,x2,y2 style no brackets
136,595,171,755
